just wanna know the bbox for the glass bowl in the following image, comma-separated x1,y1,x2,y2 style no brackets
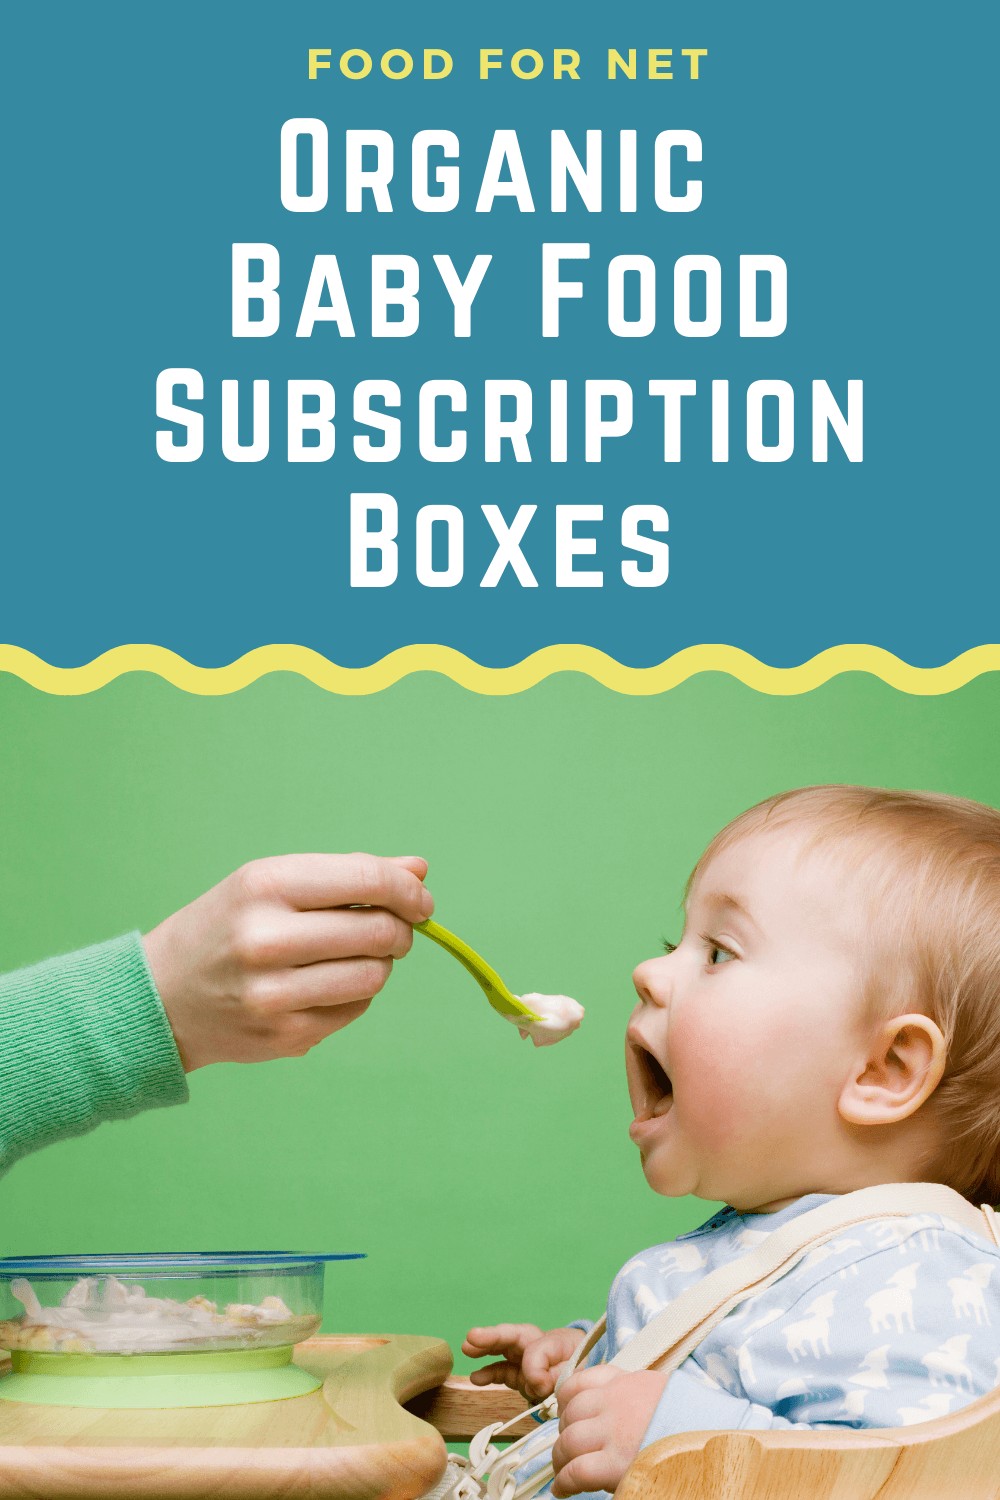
0,1253,363,1357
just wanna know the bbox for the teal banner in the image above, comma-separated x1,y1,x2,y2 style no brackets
4,0,993,668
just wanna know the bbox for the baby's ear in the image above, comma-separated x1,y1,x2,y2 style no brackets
838,1014,946,1127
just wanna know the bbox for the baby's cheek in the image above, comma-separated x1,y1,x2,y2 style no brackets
670,1011,771,1150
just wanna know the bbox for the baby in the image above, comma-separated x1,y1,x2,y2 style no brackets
464,785,1000,1498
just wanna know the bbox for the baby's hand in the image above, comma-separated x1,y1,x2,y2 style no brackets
461,1324,587,1402
551,1366,669,1498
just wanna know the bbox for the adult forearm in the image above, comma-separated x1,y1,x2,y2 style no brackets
0,932,188,1176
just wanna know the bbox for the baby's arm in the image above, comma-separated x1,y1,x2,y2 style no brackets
463,1323,588,1401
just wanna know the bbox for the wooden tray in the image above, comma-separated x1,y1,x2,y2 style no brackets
0,1334,510,1499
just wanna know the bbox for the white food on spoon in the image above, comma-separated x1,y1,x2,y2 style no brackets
505,993,584,1047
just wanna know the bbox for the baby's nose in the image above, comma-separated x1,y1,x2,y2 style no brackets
632,957,668,1006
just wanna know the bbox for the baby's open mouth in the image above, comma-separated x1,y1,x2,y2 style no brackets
628,1041,674,1122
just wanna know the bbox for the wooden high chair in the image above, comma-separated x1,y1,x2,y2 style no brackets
419,1369,1000,1500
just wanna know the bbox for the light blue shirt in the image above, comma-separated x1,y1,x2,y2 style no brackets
518,1192,1000,1499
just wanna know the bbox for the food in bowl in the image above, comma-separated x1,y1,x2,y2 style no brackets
0,1276,319,1354
0,1253,362,1357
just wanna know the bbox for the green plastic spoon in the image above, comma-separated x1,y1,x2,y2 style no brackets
414,919,542,1022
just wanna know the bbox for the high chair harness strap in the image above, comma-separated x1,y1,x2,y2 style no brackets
554,1183,998,1395
457,1185,1000,1500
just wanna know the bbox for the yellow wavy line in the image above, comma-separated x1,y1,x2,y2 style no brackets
0,643,998,696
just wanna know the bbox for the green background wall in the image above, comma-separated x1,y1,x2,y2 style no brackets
0,670,997,1373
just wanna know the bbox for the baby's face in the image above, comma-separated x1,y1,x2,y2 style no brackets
626,822,870,1211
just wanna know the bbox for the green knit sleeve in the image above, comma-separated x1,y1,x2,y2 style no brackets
0,931,189,1175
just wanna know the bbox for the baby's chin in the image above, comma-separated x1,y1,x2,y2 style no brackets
633,1136,698,1199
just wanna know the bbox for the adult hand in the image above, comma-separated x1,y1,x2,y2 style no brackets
462,1324,587,1402
143,853,433,1070
550,1365,669,1497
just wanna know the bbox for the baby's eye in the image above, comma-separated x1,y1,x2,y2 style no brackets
707,943,735,966
662,939,678,954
